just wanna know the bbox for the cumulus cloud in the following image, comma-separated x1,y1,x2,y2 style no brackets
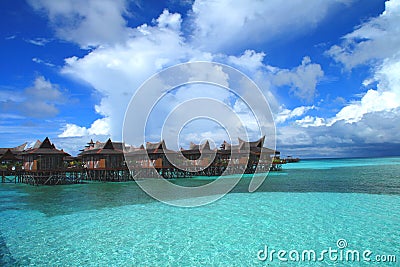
329,54,400,125
275,105,316,124
33,0,400,158
59,123,87,137
326,0,400,69
326,0,400,125
155,9,182,32
61,10,205,140
226,51,324,117
58,117,111,137
272,57,324,102
274,0,400,157
27,0,129,48
0,76,67,118
278,108,400,157
295,116,325,127
25,0,330,155
54,3,327,146
262,0,400,157
20,0,399,159
228,50,266,71
228,53,324,106
189,0,353,52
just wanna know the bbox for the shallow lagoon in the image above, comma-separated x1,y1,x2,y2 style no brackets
1,157,399,266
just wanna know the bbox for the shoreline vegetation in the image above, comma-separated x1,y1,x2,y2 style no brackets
0,137,299,185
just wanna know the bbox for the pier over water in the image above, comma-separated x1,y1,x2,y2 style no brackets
1,137,286,185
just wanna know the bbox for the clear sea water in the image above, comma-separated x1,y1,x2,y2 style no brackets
0,157,399,266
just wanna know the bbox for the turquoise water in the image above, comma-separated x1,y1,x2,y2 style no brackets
1,157,400,266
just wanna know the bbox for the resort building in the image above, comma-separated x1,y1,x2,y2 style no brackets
125,140,177,172
21,137,70,171
78,138,132,181
126,136,282,177
217,136,280,173
181,140,214,159
2,136,284,184
79,138,126,170
0,143,26,167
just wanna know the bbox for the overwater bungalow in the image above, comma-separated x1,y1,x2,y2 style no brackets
79,138,130,181
79,138,126,170
218,136,281,173
0,149,21,168
19,137,75,185
178,140,220,174
181,141,215,160
125,140,182,177
125,137,282,178
1,136,284,184
0,143,26,168
22,137,70,171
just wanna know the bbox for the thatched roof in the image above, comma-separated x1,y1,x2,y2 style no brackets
0,143,27,155
181,140,215,155
218,136,279,156
22,137,70,156
125,140,177,157
221,136,265,151
81,138,134,153
189,140,211,151
0,149,20,161
79,138,124,156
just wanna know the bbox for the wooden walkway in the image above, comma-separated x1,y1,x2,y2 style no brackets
0,168,132,185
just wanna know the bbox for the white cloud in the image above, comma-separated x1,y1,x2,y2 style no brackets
61,10,203,140
189,0,353,52
59,117,111,137
330,88,400,125
327,0,400,70
25,0,339,147
295,116,325,127
275,105,316,124
32,57,55,67
280,0,400,157
155,9,182,32
272,57,324,102
58,123,88,137
228,50,266,71
88,117,111,135
27,0,129,48
278,108,400,157
0,76,67,118
56,4,327,144
0,113,25,120
326,0,400,125
23,0,400,158
26,76,64,102
226,52,324,113
25,37,51,46
5,35,16,40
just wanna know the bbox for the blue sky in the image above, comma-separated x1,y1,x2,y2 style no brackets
1,0,400,158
